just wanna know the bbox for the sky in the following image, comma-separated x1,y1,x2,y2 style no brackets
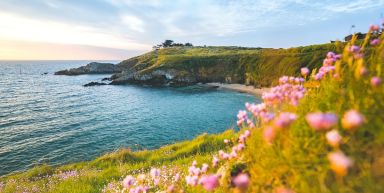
0,0,383,60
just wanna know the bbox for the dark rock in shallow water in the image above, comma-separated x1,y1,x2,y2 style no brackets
55,62,120,75
101,77,112,81
83,82,107,87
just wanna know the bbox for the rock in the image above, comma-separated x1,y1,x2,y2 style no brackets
83,82,107,87
55,62,120,75
101,77,112,81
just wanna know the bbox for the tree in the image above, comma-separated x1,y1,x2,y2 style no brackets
162,40,174,47
185,43,193,47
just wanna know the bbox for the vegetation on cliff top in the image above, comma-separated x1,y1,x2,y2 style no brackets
1,24,384,193
117,42,340,87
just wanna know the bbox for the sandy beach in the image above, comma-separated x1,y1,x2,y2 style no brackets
205,82,270,95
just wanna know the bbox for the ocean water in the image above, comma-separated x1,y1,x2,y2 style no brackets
0,60,259,176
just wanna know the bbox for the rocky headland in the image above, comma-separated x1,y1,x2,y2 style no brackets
55,44,336,89
55,62,120,76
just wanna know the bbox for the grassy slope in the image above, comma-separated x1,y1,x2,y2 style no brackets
1,37,383,193
117,43,341,87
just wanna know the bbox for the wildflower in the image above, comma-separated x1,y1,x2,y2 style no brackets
150,168,160,178
326,130,342,148
360,66,368,76
371,76,382,86
122,175,135,189
237,143,245,151
186,175,199,186
328,151,353,176
305,112,338,131
201,163,209,173
200,175,219,191
233,173,249,190
370,39,380,46
212,156,219,167
370,24,380,31
174,173,180,182
301,67,309,77
224,139,229,144
341,110,365,130
273,112,296,129
239,134,246,143
244,130,251,137
167,185,175,193
247,119,255,128
230,150,238,159
263,126,276,144
349,45,360,53
237,110,248,120
192,160,197,166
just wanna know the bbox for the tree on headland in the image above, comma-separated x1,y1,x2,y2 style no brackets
153,40,194,50
162,40,174,47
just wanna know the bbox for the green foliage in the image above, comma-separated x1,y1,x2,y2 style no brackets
118,43,340,87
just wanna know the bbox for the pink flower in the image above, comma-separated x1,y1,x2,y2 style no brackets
371,76,382,87
370,39,380,46
263,126,276,144
186,175,199,186
122,175,135,188
273,112,296,129
341,110,364,130
224,139,229,144
370,24,380,31
200,175,219,191
305,112,338,131
212,156,219,167
201,163,209,173
233,173,249,189
301,67,310,77
150,168,160,178
349,45,360,53
328,151,353,176
167,185,175,193
237,143,245,151
244,130,251,137
326,130,342,147
360,66,368,76
174,173,180,182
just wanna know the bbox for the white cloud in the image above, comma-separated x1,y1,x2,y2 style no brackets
120,15,145,33
0,12,151,50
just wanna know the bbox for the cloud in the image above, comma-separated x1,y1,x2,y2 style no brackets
0,12,151,51
120,15,146,33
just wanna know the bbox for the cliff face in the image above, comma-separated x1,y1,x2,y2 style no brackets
55,43,340,87
109,44,338,87
55,62,120,75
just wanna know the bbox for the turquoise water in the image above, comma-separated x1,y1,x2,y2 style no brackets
0,61,259,176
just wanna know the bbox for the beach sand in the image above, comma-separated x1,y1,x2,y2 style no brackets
205,82,270,95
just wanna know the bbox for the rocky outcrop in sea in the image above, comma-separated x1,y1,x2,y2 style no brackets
55,62,120,75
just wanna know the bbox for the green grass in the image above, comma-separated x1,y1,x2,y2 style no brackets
1,35,383,192
117,43,342,87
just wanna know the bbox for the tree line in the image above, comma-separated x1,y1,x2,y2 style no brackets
153,40,193,49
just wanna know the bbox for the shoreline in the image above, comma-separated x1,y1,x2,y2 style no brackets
205,82,270,95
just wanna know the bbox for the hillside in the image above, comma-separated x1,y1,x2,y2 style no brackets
111,44,340,87
2,27,383,193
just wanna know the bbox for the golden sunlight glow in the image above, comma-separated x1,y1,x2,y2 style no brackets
0,12,151,60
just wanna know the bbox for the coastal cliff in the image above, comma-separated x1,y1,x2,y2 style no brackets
55,43,340,87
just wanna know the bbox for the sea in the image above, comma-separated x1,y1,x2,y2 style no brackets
0,60,259,176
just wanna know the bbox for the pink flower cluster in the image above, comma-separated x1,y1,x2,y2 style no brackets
312,52,341,81
262,76,305,106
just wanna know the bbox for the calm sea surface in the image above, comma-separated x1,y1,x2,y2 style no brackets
0,60,259,176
